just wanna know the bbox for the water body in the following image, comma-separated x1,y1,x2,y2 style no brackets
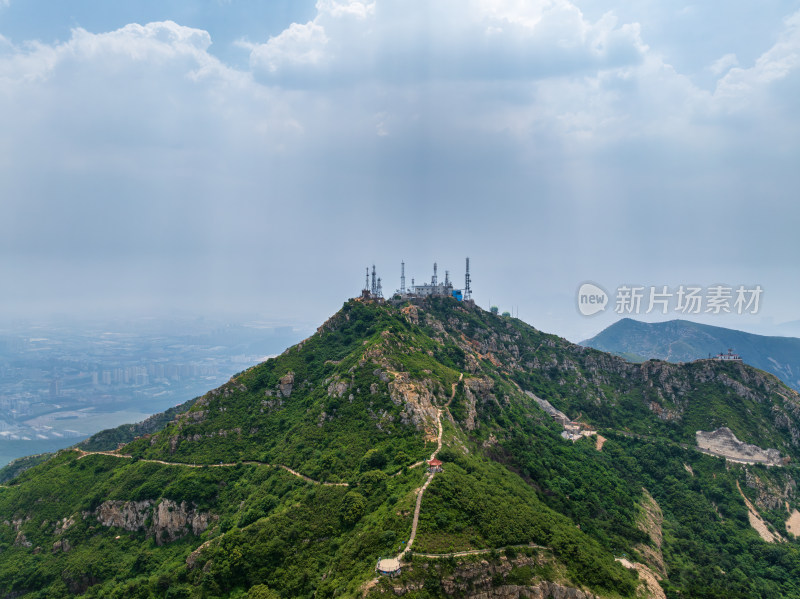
0,409,149,467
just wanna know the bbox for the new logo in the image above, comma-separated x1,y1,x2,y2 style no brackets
577,282,608,316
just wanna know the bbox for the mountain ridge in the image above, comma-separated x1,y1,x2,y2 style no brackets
3,298,800,597
582,317,800,391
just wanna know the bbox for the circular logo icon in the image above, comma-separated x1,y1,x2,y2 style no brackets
577,282,608,316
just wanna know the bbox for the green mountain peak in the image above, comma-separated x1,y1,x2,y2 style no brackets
4,297,800,598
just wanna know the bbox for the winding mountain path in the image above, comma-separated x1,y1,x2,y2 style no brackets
396,406,443,560
71,449,349,486
446,372,463,408
413,542,545,559
391,373,457,563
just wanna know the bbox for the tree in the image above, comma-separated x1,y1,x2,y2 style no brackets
362,448,386,470
358,470,388,496
248,584,280,599
339,491,367,526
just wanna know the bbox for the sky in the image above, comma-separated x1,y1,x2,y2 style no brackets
1,0,799,342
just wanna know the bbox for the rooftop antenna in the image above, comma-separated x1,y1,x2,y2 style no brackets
445,270,450,286
432,262,438,286
411,277,415,293
464,257,472,300
400,261,406,294
371,265,377,296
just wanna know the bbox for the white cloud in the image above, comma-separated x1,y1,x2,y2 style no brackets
0,4,799,326
251,21,329,74
715,10,800,105
316,0,375,20
0,21,304,261
709,53,738,76
249,0,648,84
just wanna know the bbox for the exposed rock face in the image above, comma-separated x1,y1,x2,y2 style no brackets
88,499,216,545
461,582,597,599
327,378,350,398
14,531,32,548
696,427,784,465
648,401,681,422
154,499,213,541
388,373,440,439
373,368,391,383
95,500,152,530
462,378,496,431
525,391,568,426
616,559,666,599
54,516,75,536
186,539,213,569
745,469,796,511
278,372,295,397
401,304,420,325
52,538,71,553
391,556,597,599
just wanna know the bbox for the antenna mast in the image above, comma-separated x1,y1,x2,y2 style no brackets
365,267,369,292
432,262,438,286
400,261,406,294
371,265,377,296
464,257,472,300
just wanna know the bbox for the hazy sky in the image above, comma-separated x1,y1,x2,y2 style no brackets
1,0,799,341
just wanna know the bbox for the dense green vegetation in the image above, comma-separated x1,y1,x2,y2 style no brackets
416,452,637,594
4,297,800,598
0,449,426,598
0,453,52,484
122,300,456,480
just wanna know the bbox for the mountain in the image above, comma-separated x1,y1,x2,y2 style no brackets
582,318,800,391
3,298,800,598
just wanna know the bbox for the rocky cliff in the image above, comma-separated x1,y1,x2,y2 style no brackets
87,499,216,545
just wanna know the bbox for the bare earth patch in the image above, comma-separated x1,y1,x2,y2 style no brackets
636,489,666,577
616,558,666,599
737,481,784,543
785,502,800,537
595,434,606,451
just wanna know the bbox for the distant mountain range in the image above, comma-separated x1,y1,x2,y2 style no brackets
582,318,800,391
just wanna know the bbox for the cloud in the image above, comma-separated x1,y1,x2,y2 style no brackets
251,21,329,74
709,53,738,76
249,0,648,85
0,21,302,259
0,3,799,333
714,10,800,105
